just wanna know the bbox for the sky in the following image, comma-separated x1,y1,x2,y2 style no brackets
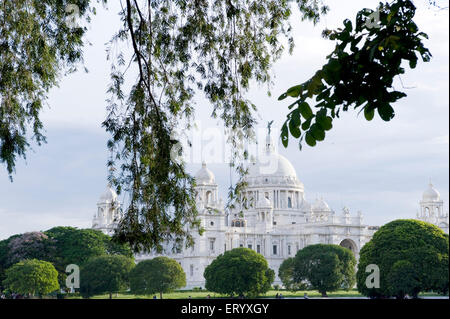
0,0,448,240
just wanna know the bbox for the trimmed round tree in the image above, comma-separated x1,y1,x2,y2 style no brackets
204,248,275,297
130,257,186,299
293,244,356,297
80,255,135,299
279,257,306,292
3,259,59,298
44,227,133,269
357,219,449,298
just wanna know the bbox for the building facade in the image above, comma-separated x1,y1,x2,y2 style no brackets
417,182,449,234
92,133,448,289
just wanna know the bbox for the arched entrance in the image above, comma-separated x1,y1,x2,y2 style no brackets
339,239,357,255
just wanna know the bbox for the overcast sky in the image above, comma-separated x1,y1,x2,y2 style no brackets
0,0,448,240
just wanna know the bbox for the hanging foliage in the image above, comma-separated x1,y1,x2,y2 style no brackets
279,0,432,149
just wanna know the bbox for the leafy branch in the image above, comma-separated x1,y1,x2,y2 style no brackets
279,0,431,149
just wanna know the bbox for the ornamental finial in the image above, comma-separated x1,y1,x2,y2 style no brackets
267,120,274,136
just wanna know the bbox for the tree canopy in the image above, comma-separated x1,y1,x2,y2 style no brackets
0,227,133,288
44,226,133,269
79,255,135,299
2,259,59,297
0,0,440,253
356,219,449,298
0,232,55,269
0,0,106,178
279,0,431,149
278,257,306,291
204,248,274,297
129,256,186,299
293,244,356,297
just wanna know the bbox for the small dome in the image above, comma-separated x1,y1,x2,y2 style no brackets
195,162,215,185
312,197,331,212
300,199,312,212
257,196,272,209
99,186,118,203
423,183,440,201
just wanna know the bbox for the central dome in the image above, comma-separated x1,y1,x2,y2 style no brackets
247,130,298,178
248,153,298,178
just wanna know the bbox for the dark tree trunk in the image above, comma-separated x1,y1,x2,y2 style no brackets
321,291,328,297
160,292,163,299
109,292,112,299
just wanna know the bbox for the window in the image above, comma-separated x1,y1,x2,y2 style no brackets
209,238,215,251
210,221,214,226
239,244,243,248
288,197,292,208
248,244,252,250
224,244,227,251
273,245,278,255
288,245,291,255
232,219,246,227
190,265,194,277
257,245,261,253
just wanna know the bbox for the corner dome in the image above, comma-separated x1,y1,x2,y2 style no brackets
300,199,312,212
99,186,118,203
312,197,331,212
195,162,215,185
423,183,440,201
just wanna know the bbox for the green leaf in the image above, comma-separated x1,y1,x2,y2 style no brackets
305,132,317,147
344,19,353,32
289,109,301,138
302,117,313,131
281,123,289,147
364,107,375,121
310,123,325,141
286,85,303,98
317,116,333,131
316,108,327,121
278,92,288,101
298,102,314,120
377,104,395,121
298,138,303,151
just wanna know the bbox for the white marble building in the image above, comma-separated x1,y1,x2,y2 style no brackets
417,182,449,234
92,186,122,236
92,133,448,289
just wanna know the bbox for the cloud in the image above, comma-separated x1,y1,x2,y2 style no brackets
1,1,448,240
431,135,450,145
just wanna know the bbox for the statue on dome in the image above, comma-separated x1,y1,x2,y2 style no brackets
267,120,274,135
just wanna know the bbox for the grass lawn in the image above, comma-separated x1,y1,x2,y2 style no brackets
66,289,447,299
